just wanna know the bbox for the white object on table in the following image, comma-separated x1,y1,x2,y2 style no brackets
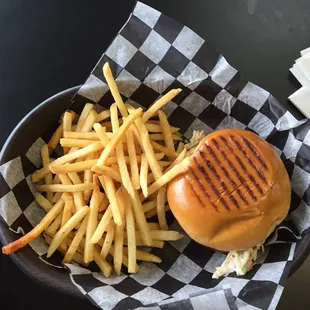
288,47,310,118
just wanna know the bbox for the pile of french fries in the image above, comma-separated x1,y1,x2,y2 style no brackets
2,63,192,277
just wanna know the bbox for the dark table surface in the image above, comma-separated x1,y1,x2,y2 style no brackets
0,0,309,309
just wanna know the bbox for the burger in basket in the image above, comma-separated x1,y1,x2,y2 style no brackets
1,62,291,280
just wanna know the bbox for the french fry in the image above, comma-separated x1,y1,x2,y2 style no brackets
93,123,110,147
147,157,191,197
53,174,60,184
132,115,162,181
145,122,180,133
103,62,128,117
50,160,97,174
111,103,135,199
2,199,64,255
67,172,82,184
177,142,185,154
62,213,89,263
63,112,73,154
84,187,100,263
106,152,164,166
75,103,94,132
35,193,53,212
41,144,53,202
97,110,110,122
83,153,94,203
124,239,164,249
129,191,152,246
59,173,85,211
109,245,139,273
81,110,97,133
60,138,95,148
126,128,140,190
93,174,101,188
94,166,121,183
145,205,169,219
114,188,126,275
140,153,148,198
51,152,164,175
93,245,112,278
157,188,168,230
151,140,178,158
164,148,187,172
123,247,162,263
61,197,73,227
93,108,143,169
99,193,109,212
32,166,50,183
37,183,96,193
135,230,183,241
45,211,63,235
142,200,157,213
47,206,89,257
48,124,63,149
49,142,102,167
91,207,113,244
100,221,115,258
125,195,136,273
142,89,182,122
63,131,99,140
99,175,122,225
149,133,182,141
158,110,175,160
147,172,155,185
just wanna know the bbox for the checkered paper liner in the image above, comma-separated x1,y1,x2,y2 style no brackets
1,1,310,309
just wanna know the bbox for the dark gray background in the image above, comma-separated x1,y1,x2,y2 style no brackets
0,0,309,309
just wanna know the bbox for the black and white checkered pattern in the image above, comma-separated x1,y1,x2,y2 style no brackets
1,2,310,309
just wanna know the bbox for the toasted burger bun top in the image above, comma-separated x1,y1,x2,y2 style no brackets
167,129,291,252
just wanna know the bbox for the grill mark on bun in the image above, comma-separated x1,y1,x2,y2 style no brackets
199,147,240,209
230,135,267,185
217,136,258,202
242,137,268,171
206,142,248,206
186,168,218,212
193,156,230,210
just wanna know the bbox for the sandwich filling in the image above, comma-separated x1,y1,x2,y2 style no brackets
212,245,263,279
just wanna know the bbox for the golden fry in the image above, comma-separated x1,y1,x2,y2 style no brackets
37,183,96,193
47,206,89,257
63,131,100,140
157,187,168,230
123,247,162,263
35,193,53,212
62,213,88,264
41,144,53,202
100,221,115,258
2,199,64,255
81,110,97,133
140,153,148,198
151,140,178,158
48,124,63,149
91,207,113,244
94,245,112,278
149,133,182,141
142,89,182,122
103,62,128,117
97,110,110,122
99,175,122,225
94,108,143,168
84,187,100,263
148,157,191,196
75,103,94,132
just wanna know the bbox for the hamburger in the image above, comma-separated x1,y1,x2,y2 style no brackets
167,129,291,278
